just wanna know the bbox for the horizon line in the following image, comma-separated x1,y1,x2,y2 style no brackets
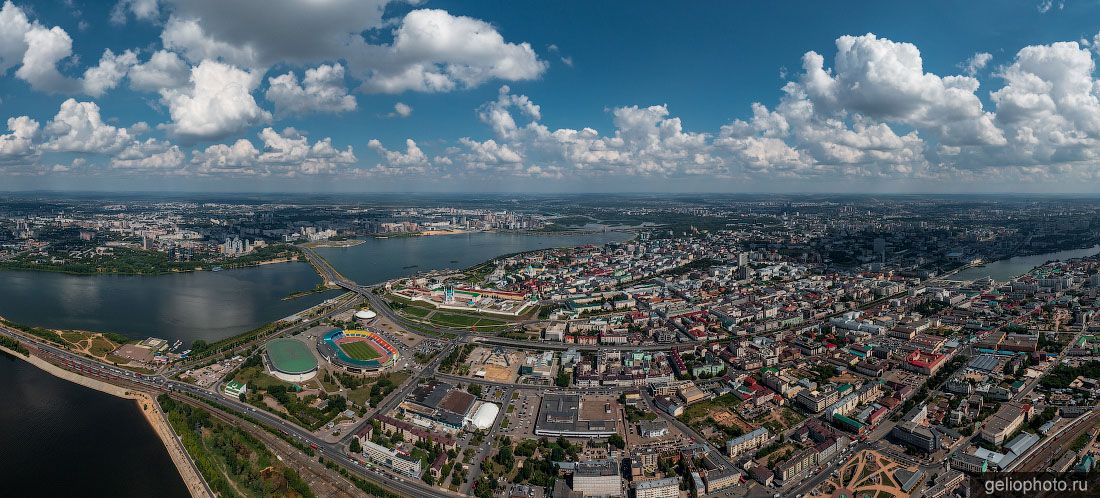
2,190,1100,197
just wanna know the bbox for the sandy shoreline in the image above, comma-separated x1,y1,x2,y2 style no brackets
417,229,468,236
250,256,298,266
304,239,366,248
0,345,212,498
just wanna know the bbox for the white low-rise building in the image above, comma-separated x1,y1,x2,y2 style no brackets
634,477,679,498
466,402,500,430
360,439,422,477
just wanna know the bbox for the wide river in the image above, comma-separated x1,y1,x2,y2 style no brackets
0,231,630,497
0,263,339,345
314,231,633,284
0,351,190,497
949,244,1100,282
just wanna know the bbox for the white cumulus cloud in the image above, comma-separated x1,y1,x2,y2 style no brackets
16,25,80,93
159,59,271,140
0,0,31,74
960,52,992,76
111,138,185,170
43,99,133,153
110,0,160,25
797,34,1004,147
191,127,355,176
367,138,431,174
265,63,356,115
82,49,139,97
129,50,190,91
0,116,39,161
352,9,547,93
2,2,140,97
390,102,413,118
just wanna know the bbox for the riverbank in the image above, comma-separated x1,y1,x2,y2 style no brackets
950,244,1100,282
370,227,633,238
283,283,337,301
0,243,305,277
303,239,366,248
314,231,635,286
0,344,211,498
456,231,638,277
0,254,303,277
0,264,333,345
419,229,468,236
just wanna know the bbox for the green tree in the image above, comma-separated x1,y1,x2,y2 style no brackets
496,445,515,469
474,478,495,498
555,370,570,387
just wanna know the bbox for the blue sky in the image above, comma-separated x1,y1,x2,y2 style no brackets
2,0,1100,192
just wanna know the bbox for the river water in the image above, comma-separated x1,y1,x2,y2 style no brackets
0,263,338,345
0,231,630,496
949,244,1100,282
314,231,633,284
0,233,632,344
0,352,190,497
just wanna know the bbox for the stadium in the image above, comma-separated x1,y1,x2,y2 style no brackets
317,328,399,374
264,338,319,382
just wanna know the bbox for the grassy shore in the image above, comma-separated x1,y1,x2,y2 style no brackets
0,244,304,276
159,395,315,498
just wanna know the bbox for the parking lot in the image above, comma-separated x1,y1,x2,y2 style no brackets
499,390,539,437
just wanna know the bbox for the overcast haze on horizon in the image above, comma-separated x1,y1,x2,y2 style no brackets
4,0,1100,193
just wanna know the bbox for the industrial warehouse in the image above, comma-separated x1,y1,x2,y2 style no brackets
534,393,620,438
397,380,500,432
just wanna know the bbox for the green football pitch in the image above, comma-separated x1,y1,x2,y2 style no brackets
339,340,382,361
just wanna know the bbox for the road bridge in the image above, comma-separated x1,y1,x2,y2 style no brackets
0,324,458,498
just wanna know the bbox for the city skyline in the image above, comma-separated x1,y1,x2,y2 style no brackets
4,1,1100,192
4,193,1100,497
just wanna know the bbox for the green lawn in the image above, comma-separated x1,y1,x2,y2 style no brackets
347,384,373,406
428,312,508,328
340,340,381,361
347,371,409,407
679,393,743,424
89,337,117,356
319,372,341,392
407,300,437,310
401,306,432,318
233,365,293,390
429,312,480,326
399,307,512,330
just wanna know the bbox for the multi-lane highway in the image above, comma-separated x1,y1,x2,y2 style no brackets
0,321,459,498
166,290,363,376
5,245,983,498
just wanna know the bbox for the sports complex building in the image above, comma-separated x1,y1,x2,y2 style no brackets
317,328,399,374
264,338,319,382
399,380,500,431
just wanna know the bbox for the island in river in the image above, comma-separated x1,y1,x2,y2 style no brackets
0,244,304,276
0,231,636,497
